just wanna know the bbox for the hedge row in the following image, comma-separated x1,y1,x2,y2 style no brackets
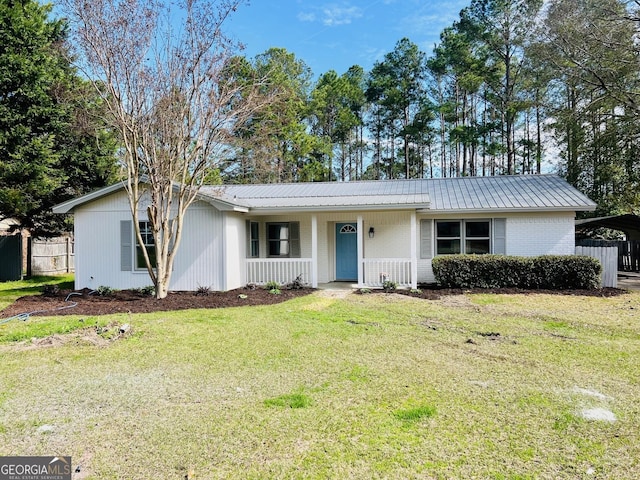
431,254,602,290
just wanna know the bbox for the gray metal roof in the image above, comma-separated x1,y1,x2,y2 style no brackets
53,174,596,214
200,174,596,213
424,175,595,212
201,180,431,210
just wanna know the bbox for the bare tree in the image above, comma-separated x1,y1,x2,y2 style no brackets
62,0,265,298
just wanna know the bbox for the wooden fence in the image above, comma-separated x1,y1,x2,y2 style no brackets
29,237,74,275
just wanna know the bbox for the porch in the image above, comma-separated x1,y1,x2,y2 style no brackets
243,213,419,289
246,257,415,288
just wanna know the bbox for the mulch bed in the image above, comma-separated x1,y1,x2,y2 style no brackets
0,287,315,318
385,286,626,300
0,285,626,319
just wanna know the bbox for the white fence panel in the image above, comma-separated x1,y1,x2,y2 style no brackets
363,258,412,287
576,246,618,288
246,258,312,286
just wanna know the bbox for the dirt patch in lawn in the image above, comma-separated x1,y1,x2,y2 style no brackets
0,287,315,318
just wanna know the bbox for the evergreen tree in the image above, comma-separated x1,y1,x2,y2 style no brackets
0,0,117,236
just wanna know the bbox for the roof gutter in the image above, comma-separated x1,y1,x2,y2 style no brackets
416,205,597,215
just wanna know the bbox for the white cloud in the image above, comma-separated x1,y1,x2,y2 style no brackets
297,11,316,22
298,3,363,27
322,5,363,26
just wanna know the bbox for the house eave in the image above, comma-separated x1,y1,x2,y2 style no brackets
416,205,597,215
243,203,431,215
52,182,128,214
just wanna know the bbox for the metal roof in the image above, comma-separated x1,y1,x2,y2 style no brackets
576,214,640,238
53,174,596,214
423,175,595,212
201,179,431,211
201,175,596,213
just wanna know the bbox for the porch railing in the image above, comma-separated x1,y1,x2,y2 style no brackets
246,258,312,286
363,258,412,287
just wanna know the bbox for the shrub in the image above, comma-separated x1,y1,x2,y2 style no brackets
132,285,156,296
265,281,280,291
285,274,306,290
96,285,115,296
42,285,60,297
269,288,281,295
432,254,601,290
382,280,397,292
195,285,211,296
140,285,156,296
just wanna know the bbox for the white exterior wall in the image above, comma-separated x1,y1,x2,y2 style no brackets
505,213,576,256
223,213,246,290
73,190,225,291
416,212,577,284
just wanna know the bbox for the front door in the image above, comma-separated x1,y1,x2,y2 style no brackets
336,223,358,281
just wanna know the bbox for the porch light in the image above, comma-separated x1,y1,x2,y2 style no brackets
368,227,375,238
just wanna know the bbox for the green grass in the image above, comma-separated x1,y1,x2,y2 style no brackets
0,274,73,311
1,287,639,479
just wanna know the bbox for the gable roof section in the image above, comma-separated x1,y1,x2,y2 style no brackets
423,175,595,213
52,181,247,214
202,179,430,211
53,174,596,215
208,174,595,213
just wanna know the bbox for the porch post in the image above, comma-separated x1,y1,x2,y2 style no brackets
357,215,364,286
311,214,318,288
410,211,418,289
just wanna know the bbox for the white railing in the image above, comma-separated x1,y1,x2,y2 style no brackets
363,258,412,287
246,258,313,286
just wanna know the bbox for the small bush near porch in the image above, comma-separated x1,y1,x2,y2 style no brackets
0,282,639,478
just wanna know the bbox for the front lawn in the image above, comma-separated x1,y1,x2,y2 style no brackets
1,285,639,479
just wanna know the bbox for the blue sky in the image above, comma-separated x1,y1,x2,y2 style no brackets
227,0,470,77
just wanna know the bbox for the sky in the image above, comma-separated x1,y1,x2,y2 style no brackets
227,0,470,78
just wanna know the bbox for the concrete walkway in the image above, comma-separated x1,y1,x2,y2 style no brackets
618,272,640,291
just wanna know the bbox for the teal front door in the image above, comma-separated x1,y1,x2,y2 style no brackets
336,223,358,281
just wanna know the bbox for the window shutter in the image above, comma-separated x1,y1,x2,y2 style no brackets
120,220,133,271
245,220,251,258
289,221,301,258
420,219,433,259
493,218,507,254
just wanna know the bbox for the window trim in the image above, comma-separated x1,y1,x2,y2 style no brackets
135,220,156,270
435,219,492,256
248,221,259,258
265,221,301,258
464,219,491,255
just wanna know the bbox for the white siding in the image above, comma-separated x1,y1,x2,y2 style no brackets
73,190,225,291
170,203,224,291
223,213,246,290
